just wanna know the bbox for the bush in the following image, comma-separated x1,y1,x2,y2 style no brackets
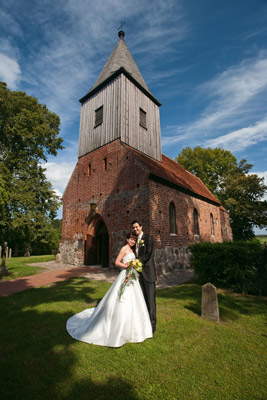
189,241,267,295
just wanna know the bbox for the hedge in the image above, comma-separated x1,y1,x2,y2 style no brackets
189,241,267,295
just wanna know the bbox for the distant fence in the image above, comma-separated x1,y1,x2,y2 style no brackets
0,245,12,259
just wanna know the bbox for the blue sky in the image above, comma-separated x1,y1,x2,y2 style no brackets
0,0,266,232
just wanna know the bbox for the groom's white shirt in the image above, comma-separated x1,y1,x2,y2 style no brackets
136,232,143,256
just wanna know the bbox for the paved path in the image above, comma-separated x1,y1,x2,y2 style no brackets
0,261,195,297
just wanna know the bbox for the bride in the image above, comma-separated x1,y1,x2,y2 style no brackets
66,232,153,347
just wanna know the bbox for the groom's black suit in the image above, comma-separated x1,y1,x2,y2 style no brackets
134,233,156,332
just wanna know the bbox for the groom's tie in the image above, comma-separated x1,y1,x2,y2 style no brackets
136,241,139,257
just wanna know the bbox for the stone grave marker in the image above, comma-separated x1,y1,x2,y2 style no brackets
201,282,219,322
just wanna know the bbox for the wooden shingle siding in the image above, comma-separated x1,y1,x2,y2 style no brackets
120,75,162,161
78,77,121,157
78,74,162,161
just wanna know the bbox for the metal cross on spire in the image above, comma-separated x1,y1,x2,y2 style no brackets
118,21,125,31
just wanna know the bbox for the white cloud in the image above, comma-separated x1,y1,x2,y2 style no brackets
192,53,267,132
254,171,267,183
162,52,267,153
0,53,21,89
52,188,63,198
205,118,267,152
43,161,76,196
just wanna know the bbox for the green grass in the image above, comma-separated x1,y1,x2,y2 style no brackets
256,235,267,244
0,278,266,400
0,255,55,281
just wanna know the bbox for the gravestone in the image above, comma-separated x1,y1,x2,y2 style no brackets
201,282,219,322
0,242,9,276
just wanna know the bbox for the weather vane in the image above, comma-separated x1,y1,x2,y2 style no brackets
118,21,125,31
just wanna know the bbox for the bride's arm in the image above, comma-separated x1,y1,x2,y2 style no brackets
115,247,129,268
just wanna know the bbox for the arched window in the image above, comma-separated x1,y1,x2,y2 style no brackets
193,208,199,235
169,202,177,234
210,213,214,235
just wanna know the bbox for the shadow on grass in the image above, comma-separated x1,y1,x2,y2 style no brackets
0,277,139,400
157,281,267,321
64,378,138,400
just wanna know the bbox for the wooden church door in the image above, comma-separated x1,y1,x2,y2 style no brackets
95,221,109,268
85,221,109,268
85,234,97,266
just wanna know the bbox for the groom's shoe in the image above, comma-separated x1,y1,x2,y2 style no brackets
152,326,156,334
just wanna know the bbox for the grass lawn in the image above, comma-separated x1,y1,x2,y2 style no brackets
0,255,55,281
0,278,266,400
256,235,267,244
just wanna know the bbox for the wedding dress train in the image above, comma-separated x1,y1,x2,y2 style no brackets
66,252,153,347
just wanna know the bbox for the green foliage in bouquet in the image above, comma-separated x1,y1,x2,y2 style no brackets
119,259,143,299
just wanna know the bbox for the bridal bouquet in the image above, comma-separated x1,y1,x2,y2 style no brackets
119,259,143,299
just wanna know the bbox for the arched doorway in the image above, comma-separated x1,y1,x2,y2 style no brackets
85,218,109,268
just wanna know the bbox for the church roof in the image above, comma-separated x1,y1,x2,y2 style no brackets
79,32,161,106
124,144,221,206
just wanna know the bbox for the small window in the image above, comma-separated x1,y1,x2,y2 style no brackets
193,208,199,235
95,105,103,127
210,213,214,235
87,163,91,176
139,108,147,129
169,202,177,234
103,157,107,171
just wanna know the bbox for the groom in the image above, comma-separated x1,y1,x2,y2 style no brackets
132,220,156,333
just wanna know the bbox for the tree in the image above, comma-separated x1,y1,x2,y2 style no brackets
220,160,267,240
176,147,267,240
0,82,63,255
31,219,62,255
176,146,238,197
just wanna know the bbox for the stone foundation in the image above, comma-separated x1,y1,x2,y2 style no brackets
154,246,191,276
59,230,192,283
59,234,84,266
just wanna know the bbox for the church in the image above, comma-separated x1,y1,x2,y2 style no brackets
59,31,232,275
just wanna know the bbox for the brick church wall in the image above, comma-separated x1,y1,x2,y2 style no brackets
146,179,227,275
60,138,232,274
61,139,151,265
148,180,223,246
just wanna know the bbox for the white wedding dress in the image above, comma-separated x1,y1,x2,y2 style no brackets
66,252,153,347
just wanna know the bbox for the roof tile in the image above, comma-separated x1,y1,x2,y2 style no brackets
124,144,221,205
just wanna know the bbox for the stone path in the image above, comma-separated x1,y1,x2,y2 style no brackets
0,261,195,297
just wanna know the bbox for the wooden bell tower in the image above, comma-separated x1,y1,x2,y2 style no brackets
78,31,162,162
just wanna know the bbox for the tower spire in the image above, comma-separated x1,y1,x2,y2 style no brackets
80,26,160,106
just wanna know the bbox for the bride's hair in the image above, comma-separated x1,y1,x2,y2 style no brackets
124,232,138,244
